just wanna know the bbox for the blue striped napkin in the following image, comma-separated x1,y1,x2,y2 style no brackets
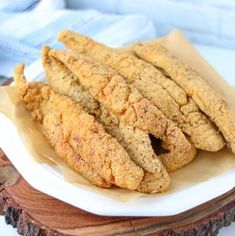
0,0,156,81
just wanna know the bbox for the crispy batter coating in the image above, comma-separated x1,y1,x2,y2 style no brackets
132,44,235,153
57,30,224,152
49,49,196,172
42,46,170,193
42,47,100,116
13,64,145,191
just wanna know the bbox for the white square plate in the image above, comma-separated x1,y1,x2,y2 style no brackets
1,44,235,217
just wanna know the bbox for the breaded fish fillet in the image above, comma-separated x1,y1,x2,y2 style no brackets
42,47,162,173
58,30,224,152
49,49,196,172
42,47,170,193
14,64,145,191
132,43,235,153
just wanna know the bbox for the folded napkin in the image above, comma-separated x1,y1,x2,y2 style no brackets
0,0,156,80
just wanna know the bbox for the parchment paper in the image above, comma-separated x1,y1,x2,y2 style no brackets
0,30,235,202
0,86,144,202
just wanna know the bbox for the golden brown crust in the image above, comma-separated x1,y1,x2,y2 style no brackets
43,47,154,172
42,48,170,193
123,98,197,171
133,44,235,152
57,30,224,152
49,49,196,172
137,170,170,193
14,64,145,191
42,46,100,116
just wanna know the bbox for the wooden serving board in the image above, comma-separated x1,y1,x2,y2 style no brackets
1,80,235,236
0,149,235,236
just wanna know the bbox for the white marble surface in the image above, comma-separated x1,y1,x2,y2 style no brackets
0,44,235,235
0,217,17,236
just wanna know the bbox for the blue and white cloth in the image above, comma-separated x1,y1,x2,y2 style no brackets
0,0,156,79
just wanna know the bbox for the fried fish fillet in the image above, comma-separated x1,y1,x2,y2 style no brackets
14,64,145,191
58,30,224,152
49,49,196,172
42,46,170,193
132,43,235,153
42,46,161,173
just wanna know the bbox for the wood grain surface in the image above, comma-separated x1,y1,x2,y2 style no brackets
0,149,235,235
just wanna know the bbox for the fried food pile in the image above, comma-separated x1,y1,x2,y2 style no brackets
13,30,235,194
